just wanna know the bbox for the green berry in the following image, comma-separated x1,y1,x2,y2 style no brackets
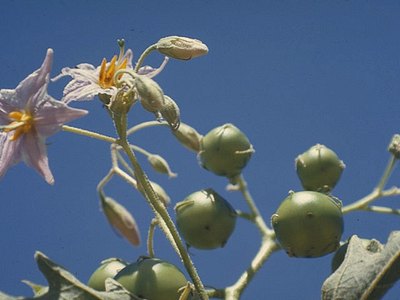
199,123,254,179
175,189,237,249
114,257,187,300
271,191,344,258
87,258,128,291
295,144,345,193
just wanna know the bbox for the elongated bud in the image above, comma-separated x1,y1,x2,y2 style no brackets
137,180,171,206
160,95,180,131
100,195,141,246
388,134,400,159
173,123,202,152
156,36,209,60
148,154,177,178
135,75,165,113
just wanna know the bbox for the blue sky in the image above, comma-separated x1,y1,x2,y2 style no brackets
0,1,399,299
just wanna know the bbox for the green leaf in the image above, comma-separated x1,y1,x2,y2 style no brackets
0,251,141,300
322,231,400,300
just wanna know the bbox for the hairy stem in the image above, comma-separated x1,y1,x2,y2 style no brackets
114,113,208,299
342,155,399,214
236,175,274,236
62,125,116,143
134,44,157,73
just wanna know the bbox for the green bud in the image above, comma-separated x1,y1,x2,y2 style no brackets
104,87,136,126
135,75,165,113
388,134,400,159
156,36,209,60
137,180,171,207
172,123,202,153
295,144,345,193
148,154,177,178
160,95,180,131
100,196,141,246
199,123,254,178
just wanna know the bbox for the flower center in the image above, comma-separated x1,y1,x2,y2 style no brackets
4,111,33,141
98,41,128,89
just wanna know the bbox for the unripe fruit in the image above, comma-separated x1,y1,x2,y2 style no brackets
295,144,345,193
199,123,254,179
175,189,237,249
271,191,344,258
114,257,187,300
87,258,128,291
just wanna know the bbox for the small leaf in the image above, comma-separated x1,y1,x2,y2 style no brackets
0,252,141,299
322,231,400,300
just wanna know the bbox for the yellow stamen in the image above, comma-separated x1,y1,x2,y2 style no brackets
98,54,128,89
4,111,33,141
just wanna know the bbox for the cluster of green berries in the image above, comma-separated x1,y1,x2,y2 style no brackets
87,123,254,298
272,144,345,258
173,123,254,251
88,256,188,300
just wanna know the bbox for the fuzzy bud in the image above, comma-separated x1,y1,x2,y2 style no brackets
135,75,165,113
156,36,209,60
160,95,180,131
101,196,140,246
148,154,177,178
137,180,171,207
172,123,202,152
388,134,400,159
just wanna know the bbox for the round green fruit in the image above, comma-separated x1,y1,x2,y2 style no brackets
114,257,187,300
271,191,344,258
175,189,237,249
87,258,128,291
199,123,253,179
295,144,345,193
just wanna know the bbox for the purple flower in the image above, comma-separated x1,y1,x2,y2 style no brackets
53,42,169,103
0,49,88,184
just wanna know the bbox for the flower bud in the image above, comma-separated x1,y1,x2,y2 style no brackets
137,180,171,207
160,95,180,131
388,134,400,159
100,196,140,246
148,154,177,178
135,75,165,113
199,123,254,178
156,36,209,60
109,88,135,115
173,123,202,152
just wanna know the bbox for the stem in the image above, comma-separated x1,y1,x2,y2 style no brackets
134,44,157,73
209,174,280,299
236,175,274,237
365,205,400,215
120,140,208,299
147,218,158,258
376,155,397,192
342,155,398,214
62,125,116,144
224,237,280,300
127,120,169,136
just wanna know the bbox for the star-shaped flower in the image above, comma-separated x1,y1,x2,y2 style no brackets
54,41,168,103
0,49,88,184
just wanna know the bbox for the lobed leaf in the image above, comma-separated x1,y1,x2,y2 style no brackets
0,252,141,300
322,231,400,300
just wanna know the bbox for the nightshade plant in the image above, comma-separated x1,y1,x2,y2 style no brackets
0,36,399,300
